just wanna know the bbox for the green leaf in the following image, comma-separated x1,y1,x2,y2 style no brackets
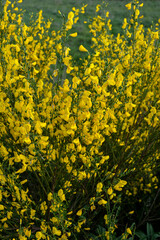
147,223,154,239
135,230,147,240
154,233,160,239
96,225,106,237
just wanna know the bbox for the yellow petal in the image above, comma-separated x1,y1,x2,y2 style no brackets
76,209,82,216
107,187,113,195
79,45,88,52
106,11,109,18
0,205,4,210
125,3,131,10
126,228,132,235
68,11,74,20
70,32,77,37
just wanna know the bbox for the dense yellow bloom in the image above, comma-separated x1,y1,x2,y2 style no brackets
0,0,160,239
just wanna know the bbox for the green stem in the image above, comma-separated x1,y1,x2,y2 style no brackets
32,167,48,197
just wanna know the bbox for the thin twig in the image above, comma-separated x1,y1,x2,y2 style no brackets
138,188,160,227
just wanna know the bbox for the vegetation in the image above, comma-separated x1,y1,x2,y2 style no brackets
0,0,160,239
9,0,160,60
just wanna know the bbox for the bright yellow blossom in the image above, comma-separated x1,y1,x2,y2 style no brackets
96,182,103,193
125,3,132,10
79,45,88,52
76,209,82,216
70,32,77,37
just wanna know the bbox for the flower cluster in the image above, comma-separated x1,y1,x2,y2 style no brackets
0,0,160,239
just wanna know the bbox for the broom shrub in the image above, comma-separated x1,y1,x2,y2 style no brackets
0,0,160,239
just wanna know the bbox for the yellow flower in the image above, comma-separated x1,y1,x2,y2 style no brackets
78,171,86,180
76,209,82,216
98,199,107,205
96,4,101,12
126,228,132,235
0,145,8,156
58,189,65,201
152,31,159,40
129,210,134,215
104,215,108,225
35,121,46,134
24,137,31,145
139,15,144,19
48,192,53,201
51,217,58,223
30,209,36,219
52,227,61,236
68,11,74,20
107,187,113,195
96,182,103,193
0,205,4,210
0,190,2,202
125,3,131,10
40,201,48,215
67,211,73,215
35,231,42,240
106,11,109,18
135,9,140,17
122,18,128,29
105,231,109,240
79,45,88,52
24,228,31,237
70,32,77,37
114,180,127,191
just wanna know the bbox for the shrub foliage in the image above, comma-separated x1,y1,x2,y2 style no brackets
0,0,160,239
